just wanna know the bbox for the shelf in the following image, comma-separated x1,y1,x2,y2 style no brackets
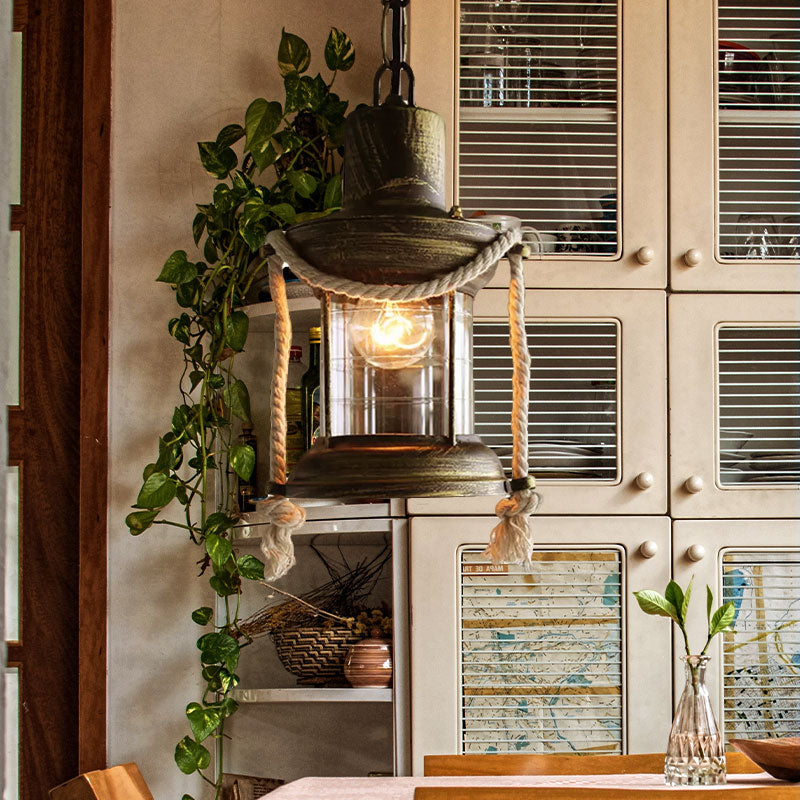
230,687,392,703
459,105,616,124
245,294,321,332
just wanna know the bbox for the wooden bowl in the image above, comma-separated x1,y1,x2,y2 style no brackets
730,737,800,782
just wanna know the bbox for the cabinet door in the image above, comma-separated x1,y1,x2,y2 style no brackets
408,289,667,516
409,516,672,774
672,521,800,744
410,0,667,289
670,0,800,291
669,294,800,518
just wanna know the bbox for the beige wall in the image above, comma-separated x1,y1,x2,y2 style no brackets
109,3,381,795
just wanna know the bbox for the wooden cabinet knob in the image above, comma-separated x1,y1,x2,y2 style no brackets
687,544,706,562
635,471,654,490
684,248,702,267
636,246,655,265
684,475,704,493
639,540,659,558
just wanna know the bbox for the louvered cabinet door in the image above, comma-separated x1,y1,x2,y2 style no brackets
407,289,667,516
670,0,800,290
672,521,800,744
669,294,800,518
410,0,667,289
408,516,672,774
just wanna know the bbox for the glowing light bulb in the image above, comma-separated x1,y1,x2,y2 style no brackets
350,301,435,369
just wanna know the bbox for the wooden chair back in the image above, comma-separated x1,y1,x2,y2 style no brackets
49,763,153,800
415,788,798,800
423,752,762,776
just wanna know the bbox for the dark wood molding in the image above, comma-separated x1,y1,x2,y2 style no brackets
10,204,25,230
7,406,24,463
16,1,84,794
13,0,28,30
78,0,111,773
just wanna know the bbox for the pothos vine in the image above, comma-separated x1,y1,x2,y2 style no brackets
125,27,356,798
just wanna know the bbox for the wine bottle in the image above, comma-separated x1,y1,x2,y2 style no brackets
285,345,305,473
301,327,321,451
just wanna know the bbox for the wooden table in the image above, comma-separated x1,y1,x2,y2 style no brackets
267,773,798,799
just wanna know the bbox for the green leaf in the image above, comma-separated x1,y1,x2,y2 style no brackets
278,29,311,76
225,310,249,352
205,533,233,569
219,668,240,693
632,590,678,621
191,606,214,626
245,99,283,171
681,576,694,624
323,174,342,210
197,632,240,671
216,123,245,149
208,373,225,389
707,585,713,623
325,27,355,72
157,251,197,285
288,170,318,199
709,601,736,637
168,316,191,345
174,736,210,775
231,169,254,195
189,370,204,392
136,472,177,509
269,203,296,225
209,573,239,597
223,379,252,423
228,443,255,482
186,702,224,743
665,581,685,623
197,141,237,179
175,279,200,308
204,511,236,537
155,436,183,472
237,554,265,581
220,697,239,718
192,212,206,246
125,509,158,536
142,462,159,482
182,795,195,800
204,237,219,264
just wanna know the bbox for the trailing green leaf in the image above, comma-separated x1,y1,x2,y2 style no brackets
278,29,311,76
136,472,177,509
237,554,265,581
191,606,214,626
223,379,252,423
174,736,211,775
125,509,159,535
229,443,255,481
186,702,224,743
325,28,355,72
205,533,233,570
157,251,197,285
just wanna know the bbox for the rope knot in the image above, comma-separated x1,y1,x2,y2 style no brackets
484,488,541,568
255,496,306,582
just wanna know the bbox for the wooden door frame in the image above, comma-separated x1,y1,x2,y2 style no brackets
8,0,110,792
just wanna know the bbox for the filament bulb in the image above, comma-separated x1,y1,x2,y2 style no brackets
350,301,435,369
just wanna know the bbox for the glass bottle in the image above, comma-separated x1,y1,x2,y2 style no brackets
301,327,321,451
285,345,305,474
236,424,258,512
664,655,726,786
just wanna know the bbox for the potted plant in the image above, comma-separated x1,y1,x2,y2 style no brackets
633,578,736,786
125,27,355,798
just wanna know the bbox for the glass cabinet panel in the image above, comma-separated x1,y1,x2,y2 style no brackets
460,547,623,755
717,325,800,487
474,320,619,481
717,0,800,263
458,1,620,256
721,551,800,741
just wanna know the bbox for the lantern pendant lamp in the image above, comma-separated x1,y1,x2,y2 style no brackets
267,0,524,501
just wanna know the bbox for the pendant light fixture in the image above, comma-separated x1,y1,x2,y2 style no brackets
255,0,539,579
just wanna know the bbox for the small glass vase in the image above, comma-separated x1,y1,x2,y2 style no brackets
664,655,726,786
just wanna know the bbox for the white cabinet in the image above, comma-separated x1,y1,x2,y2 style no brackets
672,520,800,743
411,0,668,289
225,505,412,781
408,289,667,516
669,294,800,518
408,515,673,773
670,0,800,291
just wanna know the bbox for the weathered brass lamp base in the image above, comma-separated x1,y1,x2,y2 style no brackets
285,435,507,500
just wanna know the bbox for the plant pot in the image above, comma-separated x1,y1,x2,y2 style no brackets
343,637,392,688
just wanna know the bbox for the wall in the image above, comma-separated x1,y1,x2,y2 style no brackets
109,3,381,796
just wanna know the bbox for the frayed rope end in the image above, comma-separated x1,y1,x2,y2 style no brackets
483,489,541,569
249,495,306,582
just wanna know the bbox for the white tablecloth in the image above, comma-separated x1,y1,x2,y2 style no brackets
268,773,788,798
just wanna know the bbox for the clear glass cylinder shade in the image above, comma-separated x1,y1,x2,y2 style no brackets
326,293,474,437
664,656,726,786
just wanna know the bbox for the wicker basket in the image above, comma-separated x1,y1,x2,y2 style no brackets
270,625,359,685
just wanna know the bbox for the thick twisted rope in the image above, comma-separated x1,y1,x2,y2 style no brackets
247,223,540,579
266,226,522,301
